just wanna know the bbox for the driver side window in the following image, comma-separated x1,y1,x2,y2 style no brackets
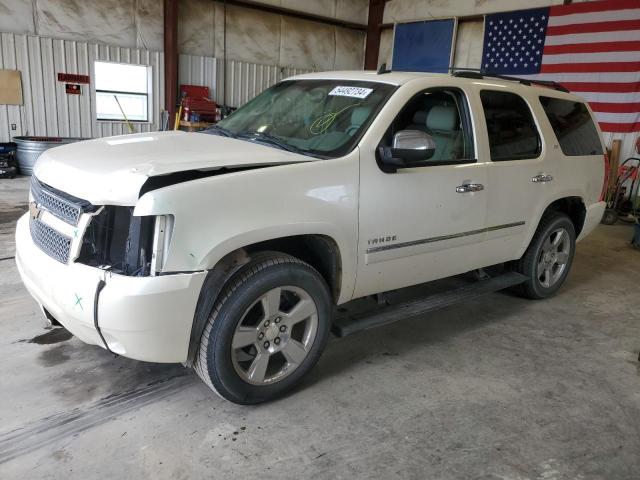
381,87,475,164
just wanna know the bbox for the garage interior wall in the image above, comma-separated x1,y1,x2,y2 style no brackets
0,0,367,142
178,55,312,111
0,32,164,140
0,0,634,159
377,0,638,161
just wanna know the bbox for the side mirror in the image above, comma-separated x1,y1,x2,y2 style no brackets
378,130,436,172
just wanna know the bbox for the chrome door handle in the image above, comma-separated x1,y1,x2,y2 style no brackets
456,183,484,193
532,174,553,183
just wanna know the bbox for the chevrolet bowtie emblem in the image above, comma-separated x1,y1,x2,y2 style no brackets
29,201,42,220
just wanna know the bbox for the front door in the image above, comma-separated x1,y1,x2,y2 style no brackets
354,86,490,299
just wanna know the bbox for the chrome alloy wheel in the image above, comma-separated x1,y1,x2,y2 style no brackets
231,286,318,385
537,227,571,288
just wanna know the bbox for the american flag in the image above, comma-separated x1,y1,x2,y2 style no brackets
482,0,640,133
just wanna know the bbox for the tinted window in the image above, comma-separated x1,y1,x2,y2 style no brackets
480,90,541,161
540,97,603,156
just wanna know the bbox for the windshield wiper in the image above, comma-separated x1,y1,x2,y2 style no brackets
236,131,307,155
202,125,235,137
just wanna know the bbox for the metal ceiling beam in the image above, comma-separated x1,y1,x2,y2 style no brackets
380,13,485,31
210,0,367,31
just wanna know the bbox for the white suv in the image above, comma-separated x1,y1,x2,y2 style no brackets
16,70,607,403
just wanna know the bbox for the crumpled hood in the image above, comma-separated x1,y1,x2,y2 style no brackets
34,130,312,205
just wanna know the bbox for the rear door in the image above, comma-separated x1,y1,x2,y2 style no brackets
477,89,551,261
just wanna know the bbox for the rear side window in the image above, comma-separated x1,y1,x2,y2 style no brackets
480,90,541,161
539,97,603,156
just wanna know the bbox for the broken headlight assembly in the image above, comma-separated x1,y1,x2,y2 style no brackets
77,207,173,277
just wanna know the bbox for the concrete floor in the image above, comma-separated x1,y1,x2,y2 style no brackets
1,176,639,480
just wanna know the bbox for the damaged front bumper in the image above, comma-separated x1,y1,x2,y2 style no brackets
15,213,207,363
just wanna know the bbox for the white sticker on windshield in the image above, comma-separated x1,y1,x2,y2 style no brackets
328,86,373,99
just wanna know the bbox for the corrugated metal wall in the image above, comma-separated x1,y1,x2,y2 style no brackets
0,31,315,143
0,32,164,143
179,54,313,108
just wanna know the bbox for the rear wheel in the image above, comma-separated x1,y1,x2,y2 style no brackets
194,252,332,404
513,212,576,299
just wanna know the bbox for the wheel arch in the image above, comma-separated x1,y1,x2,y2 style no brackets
185,233,344,366
516,194,587,260
243,234,343,303
543,196,586,237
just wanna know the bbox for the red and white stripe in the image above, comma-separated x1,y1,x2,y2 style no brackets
526,0,640,133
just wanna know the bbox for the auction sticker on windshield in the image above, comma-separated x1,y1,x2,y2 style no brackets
328,86,373,99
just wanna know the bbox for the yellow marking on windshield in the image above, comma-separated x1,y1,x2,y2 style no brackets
309,103,359,135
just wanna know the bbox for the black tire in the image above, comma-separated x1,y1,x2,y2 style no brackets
513,212,576,299
194,251,332,404
601,208,618,225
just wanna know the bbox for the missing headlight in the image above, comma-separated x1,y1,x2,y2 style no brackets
77,206,155,276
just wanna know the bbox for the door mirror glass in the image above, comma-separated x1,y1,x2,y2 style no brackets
378,130,436,172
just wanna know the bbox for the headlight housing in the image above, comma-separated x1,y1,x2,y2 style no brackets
77,207,172,276
150,214,174,275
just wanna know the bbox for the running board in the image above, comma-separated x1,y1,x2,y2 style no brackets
331,272,528,337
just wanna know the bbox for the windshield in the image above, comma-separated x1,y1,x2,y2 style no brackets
204,80,395,158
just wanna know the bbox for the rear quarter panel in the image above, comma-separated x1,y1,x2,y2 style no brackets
514,90,605,256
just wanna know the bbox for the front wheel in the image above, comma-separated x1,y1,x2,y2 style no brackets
513,212,576,299
194,252,332,404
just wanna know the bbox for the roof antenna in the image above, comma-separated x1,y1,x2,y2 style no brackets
377,63,389,74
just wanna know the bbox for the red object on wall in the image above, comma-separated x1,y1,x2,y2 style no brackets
57,73,90,84
65,84,81,94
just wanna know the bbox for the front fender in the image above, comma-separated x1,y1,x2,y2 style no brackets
197,221,347,271
134,152,360,302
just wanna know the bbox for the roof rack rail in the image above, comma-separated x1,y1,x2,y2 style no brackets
377,63,391,74
451,68,569,93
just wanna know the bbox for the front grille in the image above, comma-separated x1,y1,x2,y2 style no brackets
29,216,72,263
31,177,83,226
